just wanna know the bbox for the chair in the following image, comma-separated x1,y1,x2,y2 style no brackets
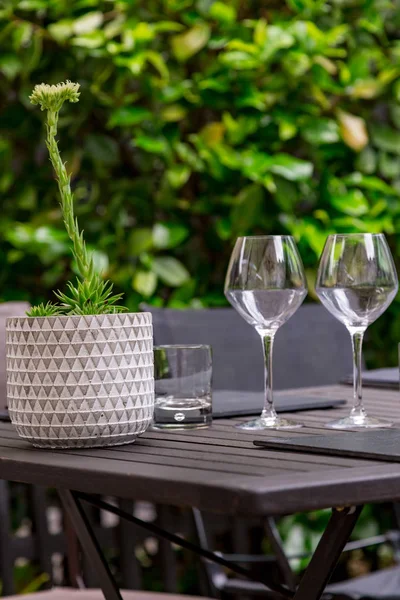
143,303,354,390
327,564,400,598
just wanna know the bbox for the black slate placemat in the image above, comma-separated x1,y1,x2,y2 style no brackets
254,429,400,462
213,391,346,419
341,367,398,389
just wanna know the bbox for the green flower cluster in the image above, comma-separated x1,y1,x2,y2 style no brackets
29,81,80,112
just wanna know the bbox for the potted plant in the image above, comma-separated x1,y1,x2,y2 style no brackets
6,81,154,449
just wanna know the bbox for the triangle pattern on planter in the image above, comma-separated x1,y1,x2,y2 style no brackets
6,312,154,449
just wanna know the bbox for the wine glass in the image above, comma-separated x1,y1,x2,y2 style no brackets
316,233,398,429
224,236,307,430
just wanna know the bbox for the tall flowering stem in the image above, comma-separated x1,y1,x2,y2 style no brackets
28,82,126,316
30,82,93,280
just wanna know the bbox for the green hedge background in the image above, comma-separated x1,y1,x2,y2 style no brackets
2,0,400,365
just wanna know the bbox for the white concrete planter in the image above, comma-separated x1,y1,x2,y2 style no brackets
6,312,154,449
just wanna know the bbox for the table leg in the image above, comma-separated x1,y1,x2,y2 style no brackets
76,491,292,599
58,489,123,600
293,505,363,600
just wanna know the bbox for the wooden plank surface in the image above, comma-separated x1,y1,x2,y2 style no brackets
1,385,400,516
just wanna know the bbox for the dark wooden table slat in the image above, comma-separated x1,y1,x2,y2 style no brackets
1,385,400,516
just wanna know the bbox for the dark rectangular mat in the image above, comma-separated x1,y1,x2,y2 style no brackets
254,429,400,462
341,367,398,389
213,391,346,418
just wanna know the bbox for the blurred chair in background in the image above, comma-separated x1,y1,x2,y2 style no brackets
142,303,354,390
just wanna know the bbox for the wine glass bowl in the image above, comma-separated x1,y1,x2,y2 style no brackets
316,233,398,429
225,236,307,430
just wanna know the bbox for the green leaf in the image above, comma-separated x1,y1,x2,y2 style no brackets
371,125,400,155
273,177,299,211
13,21,32,50
231,184,264,233
108,107,152,128
145,50,169,80
343,172,400,196
151,256,190,286
5,224,68,264
279,119,297,141
269,155,313,181
161,104,187,122
134,135,169,155
241,150,274,178
215,217,232,240
129,228,153,255
131,22,155,42
349,79,382,100
171,24,210,62
331,189,369,217
378,152,400,179
222,113,259,145
355,147,377,174
175,142,204,171
89,250,109,275
153,21,185,33
13,0,45,9
16,185,37,210
153,223,189,249
209,2,237,23
0,55,22,80
133,270,157,297
200,122,225,145
48,19,74,42
301,118,340,144
291,20,326,52
166,164,191,188
220,50,259,70
260,25,294,60
167,278,197,306
73,12,104,35
71,31,105,49
390,104,400,129
254,19,268,47
282,51,311,77
114,53,146,75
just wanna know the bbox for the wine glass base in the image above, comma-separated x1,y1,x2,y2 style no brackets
325,415,394,430
236,416,303,431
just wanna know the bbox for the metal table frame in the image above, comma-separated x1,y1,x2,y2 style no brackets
59,489,362,600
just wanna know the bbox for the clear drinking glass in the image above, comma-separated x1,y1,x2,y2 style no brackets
153,345,212,430
224,235,307,430
316,233,398,429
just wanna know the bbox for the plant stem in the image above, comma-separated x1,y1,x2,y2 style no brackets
46,109,94,281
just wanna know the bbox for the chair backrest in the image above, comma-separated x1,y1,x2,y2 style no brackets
0,302,30,410
142,303,354,391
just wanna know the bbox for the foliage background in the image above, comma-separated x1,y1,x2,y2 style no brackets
2,0,400,364
1,0,400,590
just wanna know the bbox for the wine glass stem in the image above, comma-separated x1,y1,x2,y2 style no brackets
260,332,277,420
350,328,366,418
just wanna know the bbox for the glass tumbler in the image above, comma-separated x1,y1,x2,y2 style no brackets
153,345,212,430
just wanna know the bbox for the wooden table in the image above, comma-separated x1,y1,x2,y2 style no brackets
1,384,400,600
